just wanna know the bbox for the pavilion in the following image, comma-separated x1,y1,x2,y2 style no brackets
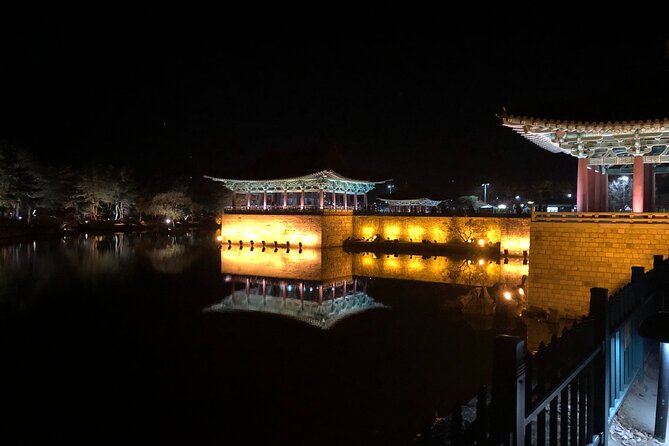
500,112,669,212
377,197,442,213
204,170,384,211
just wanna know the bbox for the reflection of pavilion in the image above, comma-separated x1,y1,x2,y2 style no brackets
206,276,386,329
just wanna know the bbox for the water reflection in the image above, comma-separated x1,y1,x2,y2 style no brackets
1,233,535,445
137,235,202,274
0,233,205,306
206,276,386,329
353,252,528,287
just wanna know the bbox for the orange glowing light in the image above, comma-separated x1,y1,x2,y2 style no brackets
503,291,512,301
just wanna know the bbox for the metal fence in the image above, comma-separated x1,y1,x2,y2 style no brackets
430,255,667,446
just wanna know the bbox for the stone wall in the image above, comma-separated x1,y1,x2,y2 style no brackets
220,213,530,253
322,213,354,248
352,216,530,255
529,221,669,318
220,212,354,249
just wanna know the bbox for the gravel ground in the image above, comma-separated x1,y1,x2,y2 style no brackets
609,351,664,446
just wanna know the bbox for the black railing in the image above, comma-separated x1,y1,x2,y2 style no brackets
421,255,667,446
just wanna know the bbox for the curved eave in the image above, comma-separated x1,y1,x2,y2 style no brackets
500,113,669,159
204,170,385,194
378,197,443,206
501,114,669,134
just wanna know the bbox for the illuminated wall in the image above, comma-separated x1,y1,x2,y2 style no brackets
220,212,354,249
352,216,530,256
352,253,528,287
530,221,669,318
221,213,530,253
221,247,353,282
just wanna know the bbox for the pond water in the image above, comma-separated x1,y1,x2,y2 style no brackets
0,232,536,445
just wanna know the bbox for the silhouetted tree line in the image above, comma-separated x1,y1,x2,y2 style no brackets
0,142,231,222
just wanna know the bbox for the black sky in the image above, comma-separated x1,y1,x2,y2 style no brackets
1,8,667,197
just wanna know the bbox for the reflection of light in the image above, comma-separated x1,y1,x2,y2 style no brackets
498,204,507,210
518,288,525,296
478,239,485,246
385,256,400,270
503,291,512,301
408,256,424,272
221,247,330,281
166,219,171,224
501,236,530,256
478,259,485,266
216,235,223,242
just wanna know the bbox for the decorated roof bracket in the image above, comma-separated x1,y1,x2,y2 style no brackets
500,112,669,166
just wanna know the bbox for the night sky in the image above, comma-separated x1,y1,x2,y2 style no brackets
2,8,667,197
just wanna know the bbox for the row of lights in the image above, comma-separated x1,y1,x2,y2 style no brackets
218,237,304,253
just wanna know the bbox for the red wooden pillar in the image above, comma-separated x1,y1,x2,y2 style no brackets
283,190,288,209
300,190,305,210
644,164,655,212
577,158,588,212
601,172,609,212
593,170,601,211
263,191,267,210
633,156,644,213
332,191,336,209
364,193,368,208
353,194,358,210
319,189,324,210
344,193,348,210
587,167,597,212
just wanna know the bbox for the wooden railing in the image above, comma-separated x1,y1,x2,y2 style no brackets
532,210,669,223
419,255,667,445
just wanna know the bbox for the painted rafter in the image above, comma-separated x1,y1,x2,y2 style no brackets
500,113,669,165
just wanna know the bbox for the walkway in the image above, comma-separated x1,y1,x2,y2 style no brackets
610,346,663,445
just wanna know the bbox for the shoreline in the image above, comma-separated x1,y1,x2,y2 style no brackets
0,221,218,245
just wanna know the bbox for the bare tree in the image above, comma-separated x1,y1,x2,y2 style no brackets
145,191,194,221
608,176,631,211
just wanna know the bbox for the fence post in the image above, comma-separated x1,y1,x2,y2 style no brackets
491,335,526,446
590,287,610,446
653,255,664,271
631,266,645,284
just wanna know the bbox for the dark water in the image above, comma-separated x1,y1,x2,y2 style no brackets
0,233,525,445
